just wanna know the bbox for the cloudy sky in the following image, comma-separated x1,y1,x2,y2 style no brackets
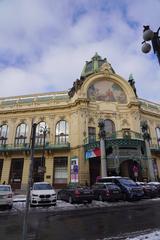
0,0,159,102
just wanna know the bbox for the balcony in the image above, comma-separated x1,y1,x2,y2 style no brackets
84,129,144,151
0,142,70,153
150,144,160,153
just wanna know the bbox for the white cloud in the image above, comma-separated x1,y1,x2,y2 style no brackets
0,0,159,103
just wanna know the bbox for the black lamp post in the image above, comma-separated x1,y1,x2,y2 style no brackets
141,25,160,65
39,125,49,175
98,119,107,177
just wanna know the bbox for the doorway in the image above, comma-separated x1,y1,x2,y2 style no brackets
89,157,101,186
120,160,142,181
9,158,24,190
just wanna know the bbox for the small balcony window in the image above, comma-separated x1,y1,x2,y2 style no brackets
55,120,69,144
15,123,28,145
0,124,8,145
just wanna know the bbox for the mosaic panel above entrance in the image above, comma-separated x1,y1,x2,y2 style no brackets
87,79,127,103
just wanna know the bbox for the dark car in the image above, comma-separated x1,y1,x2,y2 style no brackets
137,182,158,198
57,184,93,204
148,182,160,197
97,176,144,201
92,182,122,201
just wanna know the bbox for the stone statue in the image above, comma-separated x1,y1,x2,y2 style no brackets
141,120,151,141
128,74,138,98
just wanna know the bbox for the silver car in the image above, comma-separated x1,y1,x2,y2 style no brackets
30,182,57,207
0,185,13,209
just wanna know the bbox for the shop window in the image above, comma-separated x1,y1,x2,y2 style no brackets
33,157,45,182
15,123,28,145
88,127,96,143
104,119,115,138
55,120,69,144
0,124,8,145
54,157,68,184
156,127,160,146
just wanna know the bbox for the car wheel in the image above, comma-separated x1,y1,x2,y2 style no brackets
8,205,13,210
57,193,61,200
68,196,73,204
98,194,103,201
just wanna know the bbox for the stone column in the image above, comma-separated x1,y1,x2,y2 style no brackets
98,119,107,177
141,121,155,181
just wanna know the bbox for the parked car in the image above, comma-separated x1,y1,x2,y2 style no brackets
92,182,122,201
57,184,93,204
30,182,56,207
0,184,13,209
97,176,144,201
136,182,158,198
148,182,160,197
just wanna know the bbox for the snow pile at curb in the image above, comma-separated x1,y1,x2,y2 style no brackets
126,230,160,240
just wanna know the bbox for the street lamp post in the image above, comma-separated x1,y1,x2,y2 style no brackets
141,25,160,65
22,123,37,240
141,121,155,181
98,119,107,177
38,125,49,175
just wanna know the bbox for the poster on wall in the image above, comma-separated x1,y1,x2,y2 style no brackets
70,157,79,183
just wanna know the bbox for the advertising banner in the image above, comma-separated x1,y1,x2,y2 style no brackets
70,157,78,183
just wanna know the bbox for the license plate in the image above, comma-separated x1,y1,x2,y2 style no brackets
113,191,118,193
84,191,90,194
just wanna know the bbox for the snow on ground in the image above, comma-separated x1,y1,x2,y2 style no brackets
126,230,160,240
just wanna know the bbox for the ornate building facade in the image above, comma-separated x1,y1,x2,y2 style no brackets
0,53,160,190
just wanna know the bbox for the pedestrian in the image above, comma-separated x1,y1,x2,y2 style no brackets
2,181,6,185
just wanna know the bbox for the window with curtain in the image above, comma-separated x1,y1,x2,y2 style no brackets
35,121,47,146
0,124,8,145
104,119,115,138
156,127,160,146
15,123,28,145
55,120,69,144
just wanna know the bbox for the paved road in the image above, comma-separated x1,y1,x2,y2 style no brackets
1,199,160,240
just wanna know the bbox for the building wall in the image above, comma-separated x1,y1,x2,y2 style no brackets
0,70,160,188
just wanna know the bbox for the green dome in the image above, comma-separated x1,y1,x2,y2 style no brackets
81,53,115,78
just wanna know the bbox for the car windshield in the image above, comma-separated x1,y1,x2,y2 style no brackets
118,178,137,186
0,186,10,191
33,183,53,190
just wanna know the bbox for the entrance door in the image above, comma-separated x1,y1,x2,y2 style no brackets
0,159,3,182
120,160,142,181
53,157,68,189
33,157,45,183
9,159,24,190
89,157,101,186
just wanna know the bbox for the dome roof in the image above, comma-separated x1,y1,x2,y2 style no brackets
81,53,115,78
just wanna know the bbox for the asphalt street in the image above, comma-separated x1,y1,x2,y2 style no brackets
1,199,160,240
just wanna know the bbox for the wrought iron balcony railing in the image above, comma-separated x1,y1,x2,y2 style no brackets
0,142,70,152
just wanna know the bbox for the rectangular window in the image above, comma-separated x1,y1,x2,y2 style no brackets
156,128,160,146
88,127,96,143
0,159,3,181
54,157,68,184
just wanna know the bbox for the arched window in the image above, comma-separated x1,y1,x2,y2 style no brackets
15,123,28,145
35,121,47,146
156,127,160,146
0,124,8,145
104,119,115,138
55,120,69,144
